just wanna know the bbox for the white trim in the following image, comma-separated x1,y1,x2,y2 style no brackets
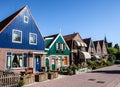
6,52,28,69
12,29,22,43
24,15,29,23
45,48,49,50
29,33,37,45
60,34,70,50
49,33,70,50
33,51,47,54
45,37,54,40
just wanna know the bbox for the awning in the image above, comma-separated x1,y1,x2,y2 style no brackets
75,41,87,47
79,51,91,59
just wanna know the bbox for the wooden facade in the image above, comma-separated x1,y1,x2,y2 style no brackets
44,33,70,70
0,6,45,73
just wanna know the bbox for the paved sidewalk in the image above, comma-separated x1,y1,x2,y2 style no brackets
24,64,120,87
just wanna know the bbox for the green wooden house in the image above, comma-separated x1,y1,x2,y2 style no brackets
44,33,70,70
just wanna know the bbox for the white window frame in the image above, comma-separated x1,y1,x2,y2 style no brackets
29,33,37,45
24,16,29,23
12,29,22,43
6,52,28,69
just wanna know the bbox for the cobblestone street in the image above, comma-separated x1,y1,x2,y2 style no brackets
24,64,120,87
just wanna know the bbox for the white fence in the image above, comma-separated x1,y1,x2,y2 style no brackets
0,74,20,87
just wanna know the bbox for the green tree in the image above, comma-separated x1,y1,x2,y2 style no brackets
107,47,118,54
114,44,120,52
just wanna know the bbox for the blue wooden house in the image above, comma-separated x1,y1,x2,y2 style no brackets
44,33,70,70
0,6,45,73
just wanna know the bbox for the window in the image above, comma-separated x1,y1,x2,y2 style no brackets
58,57,62,67
63,56,67,65
60,44,64,51
61,43,66,51
29,33,37,45
6,52,28,69
56,43,60,51
24,16,29,23
12,29,22,43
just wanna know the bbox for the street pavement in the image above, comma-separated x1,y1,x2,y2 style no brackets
24,64,120,87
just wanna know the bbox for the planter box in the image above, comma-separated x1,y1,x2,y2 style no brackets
35,73,48,82
49,70,58,78
22,74,35,85
48,73,54,79
53,72,58,78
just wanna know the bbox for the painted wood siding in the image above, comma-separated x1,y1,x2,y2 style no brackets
46,35,70,55
45,39,53,48
0,8,44,50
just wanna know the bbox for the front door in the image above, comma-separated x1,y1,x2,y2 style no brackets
46,58,49,67
52,58,56,70
35,56,41,72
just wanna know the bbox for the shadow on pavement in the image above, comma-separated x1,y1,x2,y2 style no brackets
90,70,120,74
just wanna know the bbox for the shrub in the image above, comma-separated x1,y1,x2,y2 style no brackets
18,80,24,87
67,68,73,75
108,54,116,64
71,64,78,70
102,58,107,65
105,61,112,66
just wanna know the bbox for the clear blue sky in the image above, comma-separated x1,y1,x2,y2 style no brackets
0,0,120,45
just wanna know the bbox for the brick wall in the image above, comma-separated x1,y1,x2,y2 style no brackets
0,48,45,74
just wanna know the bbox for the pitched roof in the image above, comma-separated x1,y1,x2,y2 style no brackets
93,41,99,50
0,6,26,32
83,38,91,46
63,33,78,41
99,40,104,48
83,38,91,51
44,33,58,39
44,34,59,48
44,33,70,50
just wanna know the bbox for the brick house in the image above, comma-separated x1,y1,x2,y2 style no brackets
94,41,102,59
0,6,45,73
83,38,96,56
44,33,70,70
99,40,108,57
64,33,91,66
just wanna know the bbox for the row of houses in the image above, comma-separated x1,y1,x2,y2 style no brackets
0,6,108,74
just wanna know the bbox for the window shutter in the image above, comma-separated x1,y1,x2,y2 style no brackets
56,43,59,50
61,43,64,51
63,44,66,51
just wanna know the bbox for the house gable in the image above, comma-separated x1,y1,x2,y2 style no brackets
88,39,96,55
96,42,102,56
102,41,108,56
45,33,70,55
94,41,101,56
0,6,44,50
73,33,84,42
